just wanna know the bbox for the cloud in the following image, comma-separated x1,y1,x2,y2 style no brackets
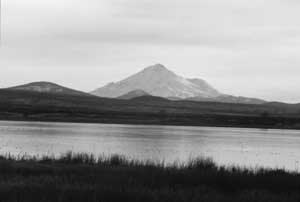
5,0,300,48
1,0,300,102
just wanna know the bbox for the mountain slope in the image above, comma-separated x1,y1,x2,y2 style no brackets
91,64,221,99
117,90,150,100
187,95,266,104
8,82,90,97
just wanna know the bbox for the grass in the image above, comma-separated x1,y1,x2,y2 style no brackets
0,152,299,202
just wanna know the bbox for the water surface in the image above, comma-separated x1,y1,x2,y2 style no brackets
0,121,299,171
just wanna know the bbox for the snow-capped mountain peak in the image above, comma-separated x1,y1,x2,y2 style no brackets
91,64,221,99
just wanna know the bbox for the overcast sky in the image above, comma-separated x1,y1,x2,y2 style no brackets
0,0,300,102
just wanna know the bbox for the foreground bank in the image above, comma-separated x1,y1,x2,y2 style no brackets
0,152,299,202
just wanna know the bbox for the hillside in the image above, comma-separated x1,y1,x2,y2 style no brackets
1,89,300,129
187,95,266,104
8,82,90,97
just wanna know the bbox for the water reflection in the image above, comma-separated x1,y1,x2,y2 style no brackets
0,121,300,171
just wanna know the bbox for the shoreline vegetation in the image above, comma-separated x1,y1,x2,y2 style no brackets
0,152,299,202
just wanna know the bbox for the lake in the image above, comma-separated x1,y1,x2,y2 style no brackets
0,120,299,171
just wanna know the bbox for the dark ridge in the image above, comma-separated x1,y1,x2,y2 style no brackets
130,95,170,102
1,88,300,129
117,90,150,100
187,95,266,105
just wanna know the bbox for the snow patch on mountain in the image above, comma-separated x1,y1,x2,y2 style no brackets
91,64,221,99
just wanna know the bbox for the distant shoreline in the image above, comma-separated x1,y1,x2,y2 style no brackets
1,88,300,130
0,112,300,130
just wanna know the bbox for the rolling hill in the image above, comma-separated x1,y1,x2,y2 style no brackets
0,86,300,129
8,82,91,97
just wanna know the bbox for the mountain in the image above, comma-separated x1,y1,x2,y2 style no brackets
91,64,221,99
187,95,266,104
91,64,266,104
8,82,90,97
117,90,150,100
